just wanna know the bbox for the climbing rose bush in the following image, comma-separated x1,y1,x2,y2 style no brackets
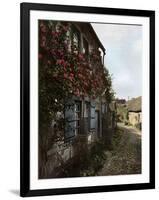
39,20,114,125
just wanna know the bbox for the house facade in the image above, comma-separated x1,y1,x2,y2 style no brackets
63,22,106,143
39,21,116,178
127,96,142,129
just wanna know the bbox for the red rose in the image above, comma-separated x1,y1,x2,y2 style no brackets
64,73,67,79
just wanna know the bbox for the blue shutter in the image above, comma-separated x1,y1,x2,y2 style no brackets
65,100,75,140
90,101,96,129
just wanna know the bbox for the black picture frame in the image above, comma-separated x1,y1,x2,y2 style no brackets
20,2,155,197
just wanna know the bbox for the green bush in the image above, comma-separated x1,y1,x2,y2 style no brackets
80,140,107,176
135,123,142,130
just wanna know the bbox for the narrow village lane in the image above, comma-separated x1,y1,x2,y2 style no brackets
97,123,141,176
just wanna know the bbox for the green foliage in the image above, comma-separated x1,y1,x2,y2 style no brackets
102,68,115,103
117,104,128,123
79,140,108,176
135,122,142,130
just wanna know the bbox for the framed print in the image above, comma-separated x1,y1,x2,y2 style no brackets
20,2,155,197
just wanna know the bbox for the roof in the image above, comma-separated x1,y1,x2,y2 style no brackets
72,22,106,54
127,96,142,112
89,24,106,54
116,99,126,104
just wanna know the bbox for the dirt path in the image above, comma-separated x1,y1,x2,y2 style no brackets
97,123,141,176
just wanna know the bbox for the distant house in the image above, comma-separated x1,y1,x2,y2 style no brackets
127,96,142,129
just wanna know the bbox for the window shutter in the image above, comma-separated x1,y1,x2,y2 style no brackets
90,101,96,129
64,100,75,140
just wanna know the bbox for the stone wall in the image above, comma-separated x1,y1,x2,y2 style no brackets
39,129,96,178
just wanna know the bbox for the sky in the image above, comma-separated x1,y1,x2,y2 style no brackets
92,23,143,100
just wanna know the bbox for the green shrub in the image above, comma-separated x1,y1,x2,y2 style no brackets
80,140,107,176
135,123,142,130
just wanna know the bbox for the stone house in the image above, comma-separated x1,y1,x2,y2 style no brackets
127,96,142,128
39,21,115,178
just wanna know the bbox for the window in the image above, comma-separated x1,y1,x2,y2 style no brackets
84,102,90,132
64,101,76,141
84,102,90,117
83,37,89,56
72,26,80,52
90,101,96,129
135,116,138,121
64,100,82,141
75,101,81,135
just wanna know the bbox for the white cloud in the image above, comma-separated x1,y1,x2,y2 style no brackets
92,23,142,100
132,38,143,54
